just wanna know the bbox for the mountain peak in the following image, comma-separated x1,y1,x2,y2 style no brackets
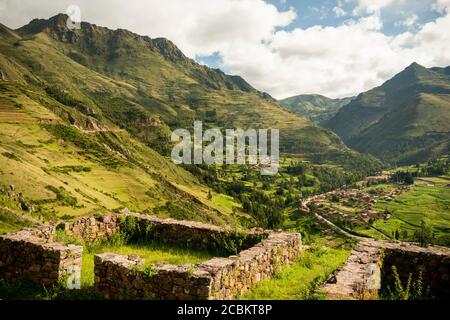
405,61,427,72
16,13,72,35
408,61,422,68
383,61,436,90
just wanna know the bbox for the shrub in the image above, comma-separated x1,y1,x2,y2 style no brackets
414,221,434,247
118,216,154,243
1,152,21,162
211,230,250,256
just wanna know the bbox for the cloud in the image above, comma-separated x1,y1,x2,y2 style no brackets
0,0,296,58
395,13,419,29
0,0,449,99
433,0,450,12
219,10,450,99
333,6,347,17
352,0,403,15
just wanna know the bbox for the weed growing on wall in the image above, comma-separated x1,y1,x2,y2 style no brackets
382,266,433,300
118,216,154,243
211,229,260,256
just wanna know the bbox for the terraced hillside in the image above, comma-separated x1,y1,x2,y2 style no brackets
0,82,243,231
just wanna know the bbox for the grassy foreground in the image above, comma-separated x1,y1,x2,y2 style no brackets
80,242,216,287
241,244,351,300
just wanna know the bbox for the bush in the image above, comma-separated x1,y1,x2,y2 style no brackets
414,221,434,247
118,216,154,243
211,230,256,256
1,152,21,162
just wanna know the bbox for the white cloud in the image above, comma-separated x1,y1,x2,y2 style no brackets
333,6,347,17
0,0,296,58
219,10,450,99
395,13,419,29
0,0,449,99
433,0,450,12
352,0,403,15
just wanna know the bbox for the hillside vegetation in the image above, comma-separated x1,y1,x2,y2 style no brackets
0,81,242,229
0,14,383,230
0,14,354,156
280,94,353,124
326,63,450,164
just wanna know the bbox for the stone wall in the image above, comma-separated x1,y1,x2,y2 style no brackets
94,253,212,300
126,213,267,251
382,243,450,299
318,240,450,300
56,213,120,242
58,212,266,251
1,212,301,298
94,232,302,300
204,232,302,299
0,228,83,286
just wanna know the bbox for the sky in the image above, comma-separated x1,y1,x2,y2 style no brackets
0,0,450,99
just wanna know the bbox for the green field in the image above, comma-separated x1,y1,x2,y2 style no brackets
361,180,450,245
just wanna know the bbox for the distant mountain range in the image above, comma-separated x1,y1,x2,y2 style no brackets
325,62,450,164
279,94,354,124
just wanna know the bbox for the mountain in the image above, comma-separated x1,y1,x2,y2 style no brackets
0,15,253,227
0,14,382,230
326,62,450,164
0,14,353,156
280,94,354,124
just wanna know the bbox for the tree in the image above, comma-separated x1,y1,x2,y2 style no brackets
401,230,408,239
414,221,434,247
207,190,213,201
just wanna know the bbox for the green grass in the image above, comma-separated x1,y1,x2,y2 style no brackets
241,245,350,300
0,207,34,234
80,242,216,287
370,181,450,245
55,229,217,288
211,194,238,213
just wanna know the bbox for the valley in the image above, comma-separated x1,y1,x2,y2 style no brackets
0,13,449,301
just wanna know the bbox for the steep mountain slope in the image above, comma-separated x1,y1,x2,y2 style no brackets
326,63,450,164
280,94,353,124
0,14,350,156
0,14,383,231
0,82,240,228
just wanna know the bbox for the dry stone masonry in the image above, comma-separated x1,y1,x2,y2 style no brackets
0,212,302,299
94,231,302,300
2,211,449,300
0,227,82,286
56,214,120,242
318,240,450,300
122,212,268,251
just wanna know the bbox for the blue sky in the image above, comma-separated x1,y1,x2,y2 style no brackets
267,0,442,34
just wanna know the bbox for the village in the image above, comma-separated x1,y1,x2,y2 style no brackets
299,178,411,237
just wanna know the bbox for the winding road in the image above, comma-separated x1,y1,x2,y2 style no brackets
301,193,372,241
